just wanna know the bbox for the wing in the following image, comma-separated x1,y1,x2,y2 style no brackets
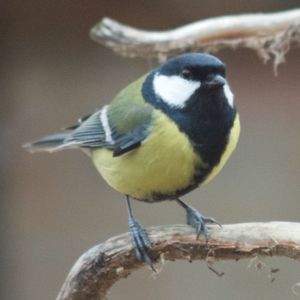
65,108,151,156
66,75,153,156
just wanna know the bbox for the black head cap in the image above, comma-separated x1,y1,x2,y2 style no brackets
157,53,226,81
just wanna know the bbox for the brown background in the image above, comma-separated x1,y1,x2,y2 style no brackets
1,1,300,299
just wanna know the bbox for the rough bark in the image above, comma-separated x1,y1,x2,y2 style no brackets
57,222,300,300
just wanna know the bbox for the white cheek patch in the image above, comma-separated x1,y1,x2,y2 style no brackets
223,84,234,107
153,74,201,108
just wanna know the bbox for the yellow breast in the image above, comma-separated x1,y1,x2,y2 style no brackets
91,110,201,200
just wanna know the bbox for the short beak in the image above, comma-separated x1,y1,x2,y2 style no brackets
203,74,226,88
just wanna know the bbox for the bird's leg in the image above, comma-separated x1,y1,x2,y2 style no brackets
124,195,154,268
176,198,221,242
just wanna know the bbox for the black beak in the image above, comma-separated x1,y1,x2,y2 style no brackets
203,74,226,89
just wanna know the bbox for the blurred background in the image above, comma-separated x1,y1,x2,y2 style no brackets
1,1,300,299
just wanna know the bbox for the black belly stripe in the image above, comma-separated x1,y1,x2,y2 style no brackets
142,72,236,201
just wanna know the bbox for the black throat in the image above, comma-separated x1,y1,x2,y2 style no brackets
142,72,236,172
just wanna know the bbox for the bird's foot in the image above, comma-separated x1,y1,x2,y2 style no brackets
176,198,221,242
128,216,154,269
124,196,155,270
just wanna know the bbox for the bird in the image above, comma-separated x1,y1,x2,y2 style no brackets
24,53,240,266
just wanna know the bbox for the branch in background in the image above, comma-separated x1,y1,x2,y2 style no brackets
57,222,300,300
90,9,300,67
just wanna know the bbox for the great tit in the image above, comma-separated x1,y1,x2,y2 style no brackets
25,53,240,265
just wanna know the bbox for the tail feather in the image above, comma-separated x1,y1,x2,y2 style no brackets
23,132,76,153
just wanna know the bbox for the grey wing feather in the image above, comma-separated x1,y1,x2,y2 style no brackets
25,106,151,155
24,111,107,153
112,124,149,157
66,111,111,148
66,109,151,155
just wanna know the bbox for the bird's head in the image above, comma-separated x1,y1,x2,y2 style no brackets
144,53,234,110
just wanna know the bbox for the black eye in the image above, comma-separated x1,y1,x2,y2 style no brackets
181,69,192,79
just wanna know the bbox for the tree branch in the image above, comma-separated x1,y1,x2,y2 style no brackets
90,9,300,66
57,222,300,300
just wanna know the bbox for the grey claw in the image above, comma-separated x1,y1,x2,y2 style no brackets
177,198,221,242
203,216,222,228
128,217,154,268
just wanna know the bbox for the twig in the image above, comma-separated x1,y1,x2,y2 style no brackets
90,9,300,66
57,222,300,300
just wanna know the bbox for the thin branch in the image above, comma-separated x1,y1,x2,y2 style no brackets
57,222,300,300
90,9,300,66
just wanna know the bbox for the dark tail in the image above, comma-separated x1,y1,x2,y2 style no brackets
23,132,75,153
